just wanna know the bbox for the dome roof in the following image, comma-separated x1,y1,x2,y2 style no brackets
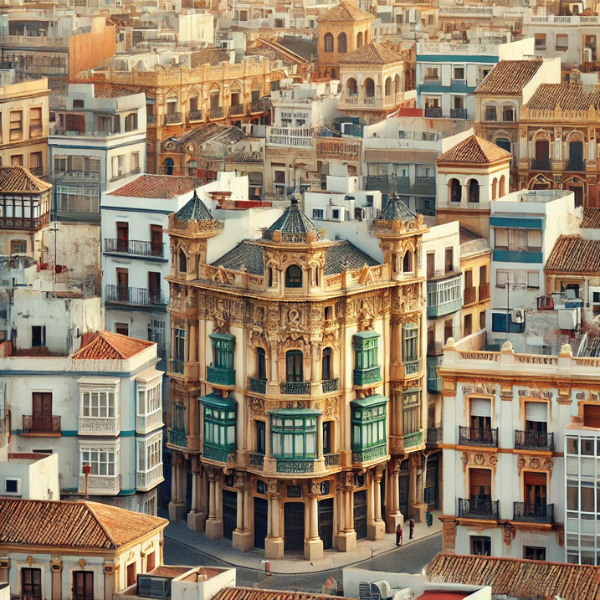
174,190,214,221
378,195,418,221
263,199,326,243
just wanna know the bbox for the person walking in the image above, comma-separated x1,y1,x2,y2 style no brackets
409,519,415,540
396,523,403,547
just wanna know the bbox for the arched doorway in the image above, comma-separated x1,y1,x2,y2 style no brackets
568,140,584,172
163,158,174,175
534,138,550,171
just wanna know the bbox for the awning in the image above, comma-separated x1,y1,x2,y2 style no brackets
200,393,237,410
350,394,388,409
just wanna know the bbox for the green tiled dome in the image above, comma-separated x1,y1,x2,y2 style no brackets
174,190,214,221
263,199,325,242
379,195,417,221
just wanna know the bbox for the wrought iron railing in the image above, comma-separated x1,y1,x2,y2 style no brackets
530,158,551,171
424,107,443,118
354,366,382,386
427,427,443,445
322,378,339,393
188,110,203,121
168,359,184,375
229,104,245,116
203,445,236,463
168,429,187,448
515,430,554,451
147,115,156,124
104,239,164,259
566,160,585,172
22,415,61,434
276,459,314,473
280,381,311,395
458,498,499,519
210,106,225,119
450,108,467,119
324,453,341,467
105,285,166,307
249,453,265,467
458,426,498,447
165,112,182,124
353,444,386,463
206,366,235,386
248,377,267,394
513,502,554,524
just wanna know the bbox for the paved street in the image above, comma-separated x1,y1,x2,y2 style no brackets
164,532,442,593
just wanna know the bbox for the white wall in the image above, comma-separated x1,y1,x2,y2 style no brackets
0,452,59,500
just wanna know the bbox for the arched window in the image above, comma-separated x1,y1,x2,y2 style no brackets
364,30,369,43
364,78,375,98
322,347,332,380
313,266,319,286
338,32,347,53
449,178,462,203
346,78,358,96
384,77,391,97
163,158,174,176
268,266,273,287
324,33,334,53
499,175,506,198
256,347,267,381
403,250,412,273
285,265,302,288
357,31,363,47
394,74,401,94
492,178,497,201
286,350,304,382
468,179,480,203
179,249,187,273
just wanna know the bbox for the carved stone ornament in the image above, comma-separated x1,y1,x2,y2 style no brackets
311,481,321,495
544,458,554,471
211,299,231,334
503,524,513,546
442,521,456,550
474,454,485,465
267,479,279,496
517,455,526,476
529,457,540,469
249,396,265,416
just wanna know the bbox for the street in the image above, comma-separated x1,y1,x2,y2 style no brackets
163,533,442,593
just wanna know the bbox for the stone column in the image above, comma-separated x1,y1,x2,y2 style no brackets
265,479,284,559
187,459,206,531
232,473,253,551
338,473,357,552
386,462,403,532
51,561,62,600
205,468,223,538
168,453,184,521
305,483,324,560
368,466,386,541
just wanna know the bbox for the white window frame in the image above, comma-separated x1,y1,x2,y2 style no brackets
137,432,163,473
137,379,162,418
80,443,119,476
81,387,117,418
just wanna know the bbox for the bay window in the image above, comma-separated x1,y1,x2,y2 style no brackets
271,409,319,459
137,433,162,472
82,389,115,418
403,322,419,362
81,447,117,476
402,390,421,434
202,393,237,461
351,395,387,453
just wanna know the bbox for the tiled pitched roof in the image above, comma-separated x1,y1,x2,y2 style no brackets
0,499,167,549
177,123,245,146
425,553,600,600
263,201,326,242
211,240,264,275
545,235,600,273
214,589,355,600
191,47,230,67
338,42,403,65
324,240,380,274
72,331,154,360
526,83,600,111
378,195,417,221
0,166,52,193
174,190,213,221
475,59,543,96
581,207,600,228
437,134,511,165
108,175,204,199
317,0,374,22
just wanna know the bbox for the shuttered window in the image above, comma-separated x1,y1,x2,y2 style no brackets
471,398,491,418
524,471,547,486
525,402,547,423
583,404,600,428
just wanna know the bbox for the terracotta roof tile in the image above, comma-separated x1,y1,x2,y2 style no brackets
437,134,511,165
475,59,543,96
213,588,354,600
0,499,167,549
0,166,52,193
525,83,600,111
177,123,246,147
582,207,600,228
425,553,600,600
108,175,204,199
339,41,403,65
72,331,154,360
317,0,374,22
545,235,600,273
191,48,230,67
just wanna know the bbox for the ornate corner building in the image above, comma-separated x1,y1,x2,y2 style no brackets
164,193,429,559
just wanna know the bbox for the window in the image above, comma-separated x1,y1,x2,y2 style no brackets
125,113,138,132
132,152,140,172
271,411,317,458
73,99,84,108
528,271,540,289
535,33,546,49
173,405,186,433
366,195,374,207
203,396,237,456
174,328,186,361
556,34,568,50
286,350,304,382
21,568,42,600
116,323,129,336
30,151,42,172
32,325,46,347
11,154,23,166
73,572,94,600
285,265,303,288
403,391,420,435
338,33,347,53
523,546,546,561
324,33,333,52
364,78,375,98
127,564,136,588
256,420,266,454
453,67,465,80
312,209,324,219
354,331,379,370
332,209,340,219
322,347,332,380
137,434,162,472
81,447,116,475
11,239,26,254
10,111,23,141
502,107,514,122
424,67,439,81
495,228,509,249
82,390,116,418
146,552,156,573
210,333,235,370
138,380,161,417
528,229,542,250
485,107,497,122
403,323,418,363
471,536,491,556
445,247,454,273
323,421,332,454
256,347,267,380
98,116,111,134
4,477,20,494
470,398,491,430
351,396,387,451
274,170,285,184
178,250,187,273
30,107,42,137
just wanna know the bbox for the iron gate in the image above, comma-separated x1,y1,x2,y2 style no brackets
284,501,305,553
318,498,334,550
354,490,367,540
222,489,237,541
254,497,269,549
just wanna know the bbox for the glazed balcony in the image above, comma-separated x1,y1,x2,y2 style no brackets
78,416,120,436
206,366,236,387
427,427,443,447
104,239,165,260
427,355,443,393
515,430,554,451
458,498,499,520
352,443,387,464
168,429,187,448
136,464,164,491
354,366,382,387
78,473,121,495
459,426,498,447
427,272,462,318
513,502,554,524
136,409,163,435
248,377,267,394
202,445,236,463
22,415,61,435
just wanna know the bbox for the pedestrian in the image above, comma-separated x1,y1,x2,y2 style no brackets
395,523,403,547
409,518,415,540
425,510,433,528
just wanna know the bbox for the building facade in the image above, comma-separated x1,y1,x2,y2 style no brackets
165,194,430,558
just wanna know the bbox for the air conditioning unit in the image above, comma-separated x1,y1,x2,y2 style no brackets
511,308,525,324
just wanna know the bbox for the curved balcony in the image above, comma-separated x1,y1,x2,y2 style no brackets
322,378,339,393
203,445,236,463
206,366,235,387
352,443,387,464
276,459,314,473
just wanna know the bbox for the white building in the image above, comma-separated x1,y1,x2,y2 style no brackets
5,331,164,514
49,84,147,224
0,451,59,500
